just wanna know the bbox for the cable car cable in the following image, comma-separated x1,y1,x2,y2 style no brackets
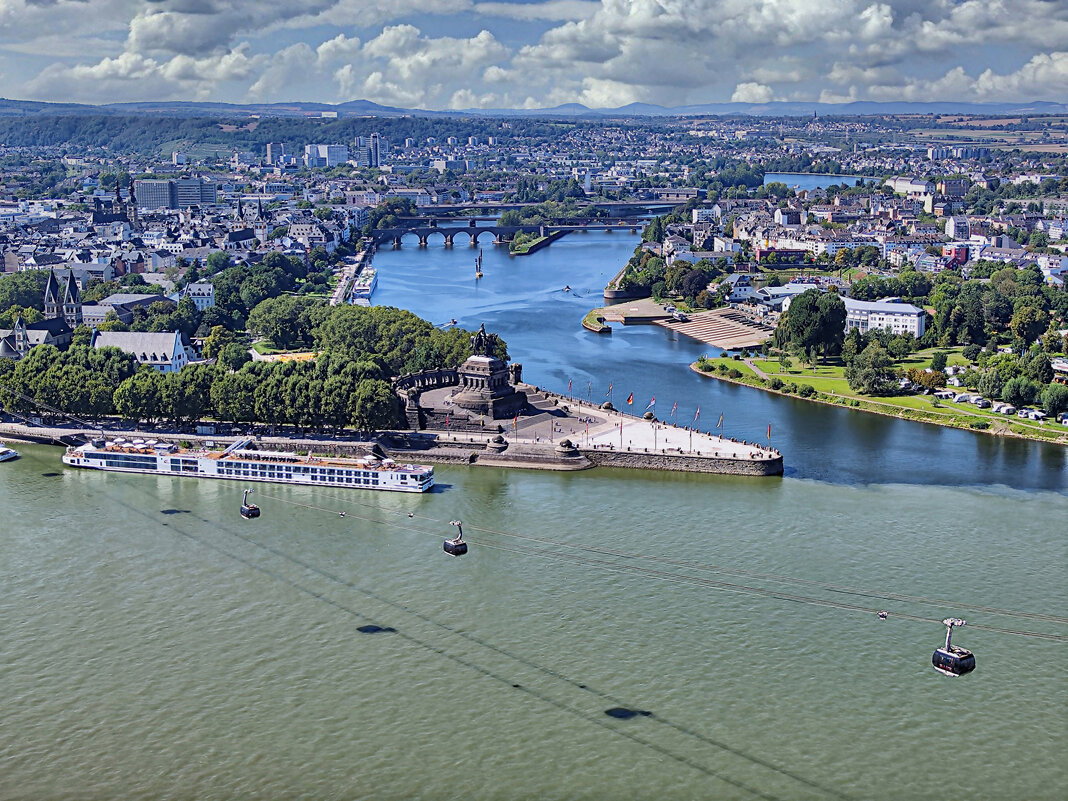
251,490,1067,643
273,487,1068,626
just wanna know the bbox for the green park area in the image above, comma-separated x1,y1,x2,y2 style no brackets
693,348,1068,444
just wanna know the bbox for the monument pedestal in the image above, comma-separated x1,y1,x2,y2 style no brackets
451,355,527,419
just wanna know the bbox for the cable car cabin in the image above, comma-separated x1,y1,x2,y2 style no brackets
444,519,466,556
932,645,975,677
240,489,260,520
444,537,467,556
932,618,974,677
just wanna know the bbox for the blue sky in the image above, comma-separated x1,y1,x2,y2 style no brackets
1,0,1066,107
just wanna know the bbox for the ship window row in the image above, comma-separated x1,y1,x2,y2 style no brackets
91,454,158,468
218,463,380,484
226,462,382,479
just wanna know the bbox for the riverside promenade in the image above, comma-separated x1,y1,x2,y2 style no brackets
1,391,784,477
406,384,782,475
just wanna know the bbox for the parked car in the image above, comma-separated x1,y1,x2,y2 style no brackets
974,398,991,409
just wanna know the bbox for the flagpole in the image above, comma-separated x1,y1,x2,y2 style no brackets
587,381,592,403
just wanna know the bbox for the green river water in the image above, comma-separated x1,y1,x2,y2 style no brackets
1,233,1064,800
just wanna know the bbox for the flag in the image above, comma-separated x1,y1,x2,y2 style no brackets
568,379,572,394
693,406,701,424
716,412,724,429
767,423,772,441
646,396,655,410
606,382,613,397
626,393,634,405
513,414,518,429
671,401,677,417
445,414,450,427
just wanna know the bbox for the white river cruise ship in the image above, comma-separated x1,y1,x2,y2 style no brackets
62,438,434,493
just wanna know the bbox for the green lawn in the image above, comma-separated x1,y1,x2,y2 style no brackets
694,354,1065,443
251,340,284,355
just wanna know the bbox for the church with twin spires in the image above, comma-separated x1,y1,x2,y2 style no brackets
0,269,82,360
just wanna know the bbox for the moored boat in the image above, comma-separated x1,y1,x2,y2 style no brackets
351,266,378,300
0,443,19,462
62,437,434,493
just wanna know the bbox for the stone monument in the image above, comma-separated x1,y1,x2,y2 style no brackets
450,324,527,419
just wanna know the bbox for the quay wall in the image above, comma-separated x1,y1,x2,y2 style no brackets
581,447,783,476
2,423,781,476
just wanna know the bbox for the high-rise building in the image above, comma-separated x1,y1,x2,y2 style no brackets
133,179,175,210
175,178,217,207
354,134,385,167
134,178,217,209
304,144,349,168
266,142,288,164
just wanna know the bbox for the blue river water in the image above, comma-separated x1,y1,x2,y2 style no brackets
764,172,871,191
0,231,1064,801
374,231,1066,492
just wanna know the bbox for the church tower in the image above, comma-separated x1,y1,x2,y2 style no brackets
63,271,83,328
13,315,28,357
43,269,61,319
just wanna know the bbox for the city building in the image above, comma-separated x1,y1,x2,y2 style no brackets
134,178,217,210
354,134,384,168
303,144,349,168
91,330,190,373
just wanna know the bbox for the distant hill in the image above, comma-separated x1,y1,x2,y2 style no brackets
1,96,1065,119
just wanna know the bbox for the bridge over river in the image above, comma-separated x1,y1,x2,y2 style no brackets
370,218,645,248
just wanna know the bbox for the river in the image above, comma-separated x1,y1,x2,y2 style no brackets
1,232,1064,801
764,173,872,192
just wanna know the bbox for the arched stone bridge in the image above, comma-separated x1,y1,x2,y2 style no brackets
370,218,645,248
371,224,547,248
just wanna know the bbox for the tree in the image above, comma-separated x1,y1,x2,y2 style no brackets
205,251,232,274
211,371,256,423
776,289,845,362
845,342,895,395
350,378,399,431
930,351,949,372
1025,353,1053,385
113,370,164,422
247,295,326,350
1002,376,1040,408
217,342,251,372
1010,305,1047,344
977,371,1004,400
202,325,241,360
1041,383,1068,417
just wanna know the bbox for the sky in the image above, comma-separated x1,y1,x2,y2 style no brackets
1,0,1067,108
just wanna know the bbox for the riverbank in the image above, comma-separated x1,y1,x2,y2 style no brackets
690,359,1068,446
0,412,784,477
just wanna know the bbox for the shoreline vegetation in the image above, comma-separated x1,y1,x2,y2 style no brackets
691,356,1068,446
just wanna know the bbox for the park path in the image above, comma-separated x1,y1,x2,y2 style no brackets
743,358,769,379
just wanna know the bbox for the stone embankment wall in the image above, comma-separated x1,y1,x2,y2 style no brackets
581,447,784,476
513,229,569,255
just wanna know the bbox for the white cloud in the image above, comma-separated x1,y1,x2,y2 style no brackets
731,82,774,103
9,0,1068,107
